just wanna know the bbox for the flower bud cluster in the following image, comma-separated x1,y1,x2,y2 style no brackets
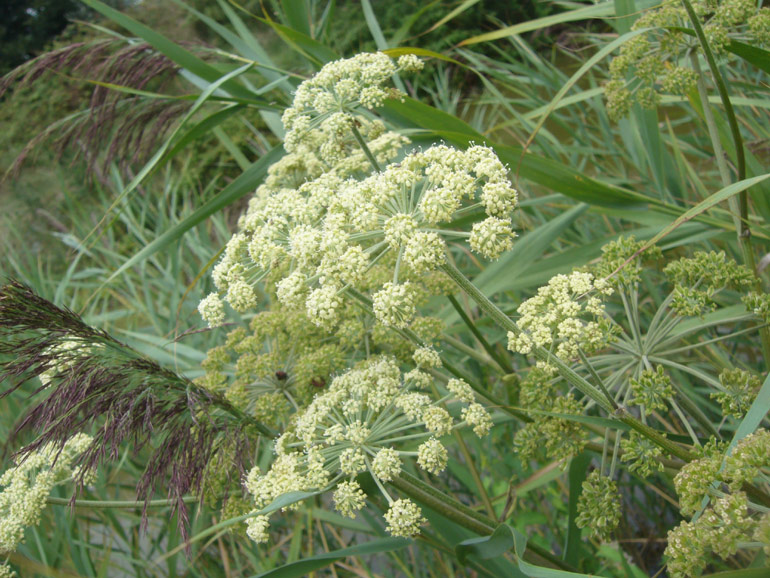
0,434,93,556
620,431,665,477
243,356,491,541
514,367,587,463
712,367,760,419
606,0,770,120
575,471,622,540
664,251,753,317
591,235,662,287
630,365,674,415
196,306,359,425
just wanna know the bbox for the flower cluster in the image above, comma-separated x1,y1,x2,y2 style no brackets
743,290,770,323
665,492,756,578
199,53,519,332
665,431,770,575
630,365,675,415
514,366,587,463
605,0,770,120
712,367,760,419
506,271,614,361
591,235,662,287
196,305,360,425
243,356,491,541
575,471,622,540
0,434,93,557
674,447,723,517
210,142,517,331
620,431,665,477
665,251,754,317
281,52,422,164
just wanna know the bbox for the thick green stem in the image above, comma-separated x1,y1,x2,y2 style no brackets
351,123,380,172
684,1,770,365
391,472,574,571
47,496,199,509
452,430,497,519
448,294,514,373
391,471,495,535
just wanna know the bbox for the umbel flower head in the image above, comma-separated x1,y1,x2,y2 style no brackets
575,471,621,540
207,141,518,331
281,52,423,164
0,434,93,556
243,356,492,540
199,52,519,331
506,270,615,362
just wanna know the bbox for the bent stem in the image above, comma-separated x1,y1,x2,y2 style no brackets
684,3,770,364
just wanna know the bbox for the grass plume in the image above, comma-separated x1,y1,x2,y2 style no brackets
0,279,272,541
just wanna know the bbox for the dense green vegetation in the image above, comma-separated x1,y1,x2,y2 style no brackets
1,1,770,577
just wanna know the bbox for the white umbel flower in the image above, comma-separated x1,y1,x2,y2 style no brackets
306,285,343,330
198,293,225,328
417,437,448,475
372,282,417,328
384,499,426,538
372,448,402,482
469,217,516,260
333,480,367,518
246,514,270,543
225,279,258,313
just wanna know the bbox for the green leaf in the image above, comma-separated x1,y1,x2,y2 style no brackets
361,0,389,49
456,524,514,565
381,96,483,140
249,537,411,578
523,28,650,162
278,0,312,37
512,528,597,577
564,453,591,566
257,13,339,65
638,173,770,253
726,370,770,454
726,40,770,75
426,0,482,33
458,1,618,46
103,145,285,284
613,0,636,34
382,46,463,67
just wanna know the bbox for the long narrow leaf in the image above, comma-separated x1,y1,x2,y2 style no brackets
103,145,285,284
250,537,411,578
